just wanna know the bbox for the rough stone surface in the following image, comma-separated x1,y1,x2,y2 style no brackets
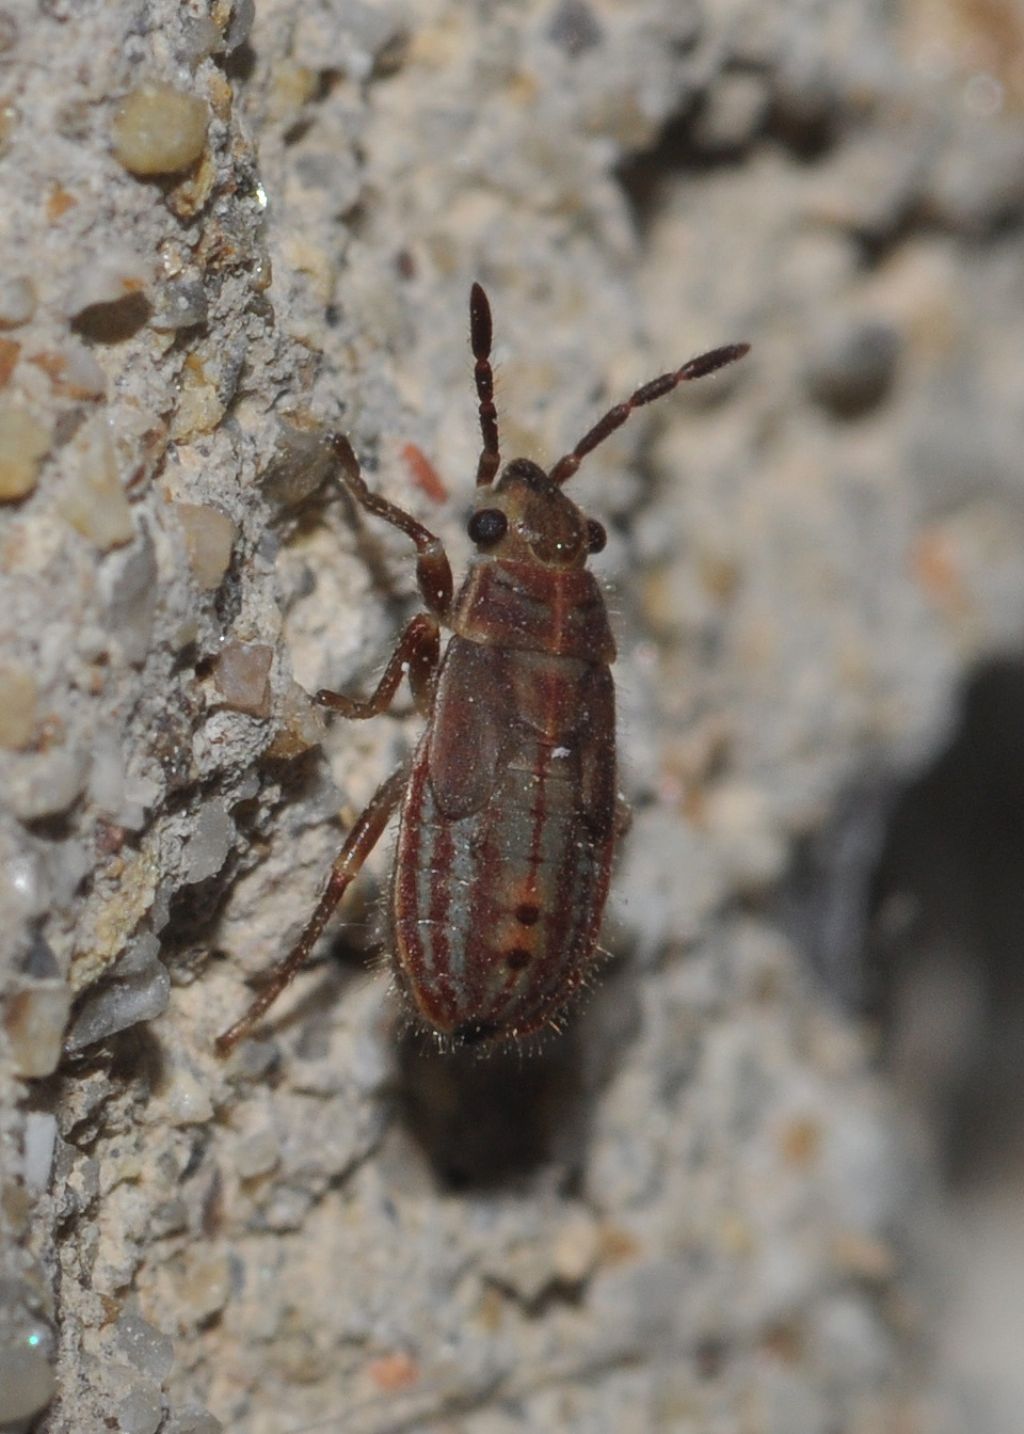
1,2,1022,1433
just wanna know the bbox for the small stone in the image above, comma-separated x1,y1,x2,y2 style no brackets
23,1111,57,1193
0,661,38,748
115,1311,174,1382
234,1128,279,1179
224,0,254,51
805,320,901,419
170,354,224,440
162,1061,215,1126
184,800,234,883
164,1408,223,1434
552,1211,601,1284
64,943,170,1052
547,0,602,56
101,531,158,664
259,415,334,508
177,1250,231,1321
181,15,222,65
0,1341,56,1421
175,502,236,590
116,1375,163,1434
0,275,34,328
0,842,50,921
264,679,326,759
9,748,89,822
4,982,72,1077
0,403,49,501
213,641,273,717
692,72,770,152
112,85,209,176
59,415,133,548
151,279,208,332
927,121,1024,235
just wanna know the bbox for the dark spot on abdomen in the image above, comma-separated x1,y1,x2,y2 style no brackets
515,903,540,926
505,947,532,971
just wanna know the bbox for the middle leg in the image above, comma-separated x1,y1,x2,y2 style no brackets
316,612,440,720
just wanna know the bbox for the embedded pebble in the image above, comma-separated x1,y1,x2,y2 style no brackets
175,502,236,589
101,532,159,665
224,0,255,51
89,733,128,815
0,843,50,922
151,279,208,332
170,354,224,440
181,15,222,64
0,275,36,328
0,1341,56,1422
59,415,133,549
116,1375,163,1434
164,1409,223,1434
0,403,50,501
8,748,89,822
926,122,1024,235
114,1311,174,1383
0,660,38,748
162,1062,215,1126
64,940,170,1052
692,72,770,152
23,1112,57,1193
805,319,901,418
176,1250,231,1321
259,415,334,508
234,1129,280,1179
213,642,273,717
184,800,234,883
112,85,209,176
4,982,73,1077
264,678,326,759
547,0,603,56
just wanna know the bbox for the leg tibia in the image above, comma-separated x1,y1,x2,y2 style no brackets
316,614,440,720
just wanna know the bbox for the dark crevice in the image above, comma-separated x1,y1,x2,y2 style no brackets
781,654,1024,1187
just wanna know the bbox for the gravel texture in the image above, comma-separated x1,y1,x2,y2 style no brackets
1,1,1023,1432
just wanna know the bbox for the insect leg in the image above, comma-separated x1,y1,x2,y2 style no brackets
470,282,500,487
215,766,407,1054
316,612,440,721
329,433,453,622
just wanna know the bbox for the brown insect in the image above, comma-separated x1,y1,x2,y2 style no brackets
216,285,748,1053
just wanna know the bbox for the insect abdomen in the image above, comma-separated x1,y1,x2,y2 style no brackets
391,661,614,1042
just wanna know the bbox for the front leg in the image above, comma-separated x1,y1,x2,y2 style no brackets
317,612,440,720
329,433,453,622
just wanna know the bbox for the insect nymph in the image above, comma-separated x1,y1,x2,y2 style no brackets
217,285,748,1053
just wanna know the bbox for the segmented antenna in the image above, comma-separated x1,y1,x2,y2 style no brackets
549,342,750,486
470,282,501,486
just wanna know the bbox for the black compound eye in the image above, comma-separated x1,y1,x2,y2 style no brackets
586,519,607,554
468,508,508,546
